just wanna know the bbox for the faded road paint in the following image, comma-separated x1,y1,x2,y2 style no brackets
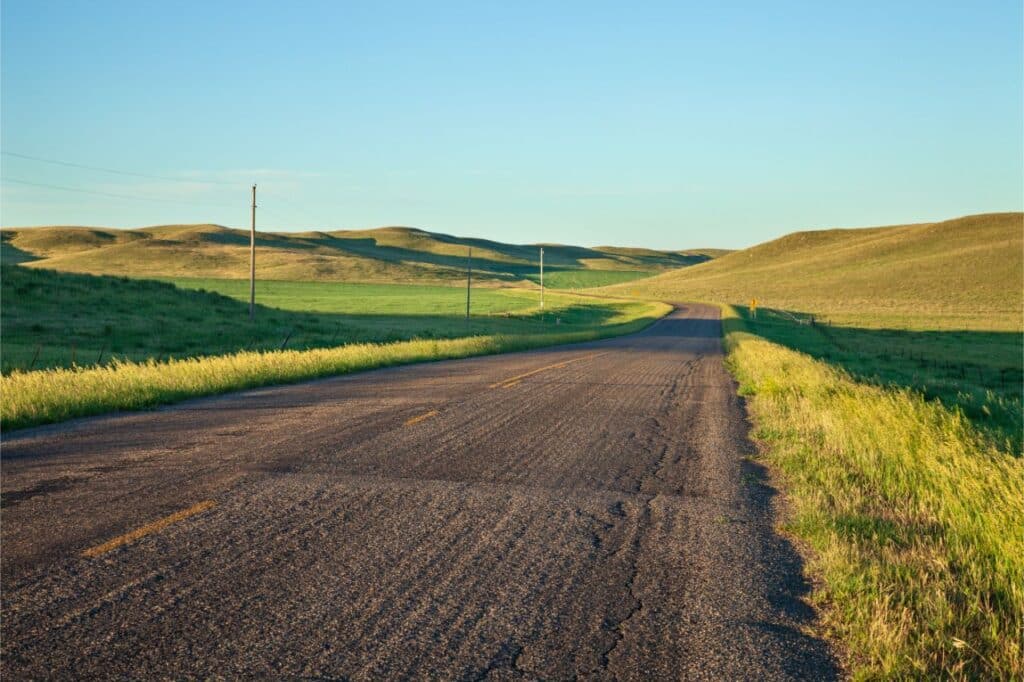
489,352,610,389
404,410,439,426
81,500,216,558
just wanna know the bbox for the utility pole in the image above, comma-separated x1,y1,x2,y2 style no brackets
249,184,257,321
540,246,544,309
466,247,472,320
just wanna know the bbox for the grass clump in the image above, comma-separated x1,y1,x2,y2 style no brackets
721,306,1023,679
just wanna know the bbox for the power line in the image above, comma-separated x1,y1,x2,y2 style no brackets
2,151,331,226
4,177,323,227
1,150,237,185
1,177,238,208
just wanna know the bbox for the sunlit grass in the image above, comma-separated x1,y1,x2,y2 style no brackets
1,223,703,286
521,269,656,289
603,213,1023,332
0,302,670,431
732,307,1022,453
721,306,1023,679
1,267,655,372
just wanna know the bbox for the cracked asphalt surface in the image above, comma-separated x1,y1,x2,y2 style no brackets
1,304,839,680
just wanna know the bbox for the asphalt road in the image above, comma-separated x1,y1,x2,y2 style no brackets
1,304,838,680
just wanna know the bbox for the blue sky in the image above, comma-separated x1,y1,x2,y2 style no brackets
2,1,1021,249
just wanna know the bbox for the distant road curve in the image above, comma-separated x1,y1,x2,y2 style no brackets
1,303,838,679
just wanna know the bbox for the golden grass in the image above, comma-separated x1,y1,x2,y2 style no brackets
604,212,1023,331
0,302,670,431
1,224,708,286
722,306,1023,679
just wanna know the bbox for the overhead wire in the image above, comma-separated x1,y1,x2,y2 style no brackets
1,177,240,208
1,150,237,185
2,150,333,227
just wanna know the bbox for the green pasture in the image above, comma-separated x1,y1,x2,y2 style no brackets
0,268,655,373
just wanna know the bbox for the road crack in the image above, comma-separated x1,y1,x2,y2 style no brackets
472,639,531,680
590,496,652,679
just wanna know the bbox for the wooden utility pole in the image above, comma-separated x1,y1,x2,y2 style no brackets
466,247,472,320
540,247,544,309
249,184,256,321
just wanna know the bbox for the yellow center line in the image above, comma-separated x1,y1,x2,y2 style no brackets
404,409,439,426
81,500,216,558
489,351,611,389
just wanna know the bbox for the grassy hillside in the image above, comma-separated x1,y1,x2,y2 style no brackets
1,224,725,289
0,267,658,374
722,308,1022,679
607,213,1023,330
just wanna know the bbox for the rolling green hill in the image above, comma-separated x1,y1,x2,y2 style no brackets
605,212,1023,330
0,224,726,288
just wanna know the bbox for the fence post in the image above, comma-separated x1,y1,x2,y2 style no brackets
280,328,294,350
